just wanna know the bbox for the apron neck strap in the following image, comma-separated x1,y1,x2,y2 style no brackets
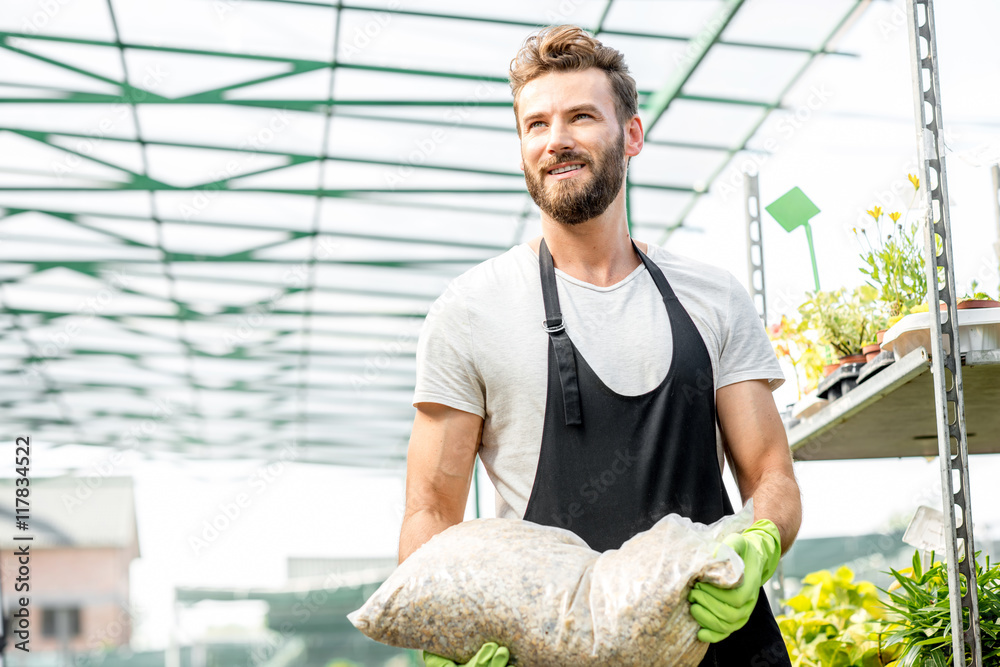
538,238,581,425
632,240,678,304
538,238,565,331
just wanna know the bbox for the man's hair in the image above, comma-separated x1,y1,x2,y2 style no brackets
509,25,639,134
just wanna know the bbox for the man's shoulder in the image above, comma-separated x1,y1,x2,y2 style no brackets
643,242,736,294
447,243,537,296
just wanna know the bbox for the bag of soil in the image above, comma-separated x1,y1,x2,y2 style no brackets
349,504,753,666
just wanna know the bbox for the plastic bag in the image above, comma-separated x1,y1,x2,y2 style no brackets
349,503,753,666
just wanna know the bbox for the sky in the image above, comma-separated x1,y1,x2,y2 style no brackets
11,0,1000,650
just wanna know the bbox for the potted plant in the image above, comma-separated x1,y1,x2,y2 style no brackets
776,566,902,667
879,550,1000,666
798,285,888,364
957,280,1000,309
767,315,825,399
854,174,927,332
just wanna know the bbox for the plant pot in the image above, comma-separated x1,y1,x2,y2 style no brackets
957,298,1000,310
865,351,879,362
862,343,881,356
823,363,840,377
928,299,1000,311
838,354,866,365
876,329,888,345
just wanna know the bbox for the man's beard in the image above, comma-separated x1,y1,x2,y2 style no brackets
524,137,626,226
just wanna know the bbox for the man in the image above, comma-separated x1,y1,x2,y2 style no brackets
400,25,801,667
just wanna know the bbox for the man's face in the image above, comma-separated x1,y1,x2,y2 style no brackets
517,69,628,226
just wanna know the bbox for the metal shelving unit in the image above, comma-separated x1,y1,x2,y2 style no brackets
769,1,988,663
907,0,982,661
789,347,1000,461
744,172,767,325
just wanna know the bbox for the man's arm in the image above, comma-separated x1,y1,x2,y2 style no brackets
398,402,483,564
716,378,801,554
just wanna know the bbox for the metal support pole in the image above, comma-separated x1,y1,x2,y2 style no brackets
906,1,982,664
991,165,1000,262
0,548,5,667
745,173,786,612
744,173,767,324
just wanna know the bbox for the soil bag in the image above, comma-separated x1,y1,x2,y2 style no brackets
349,504,753,666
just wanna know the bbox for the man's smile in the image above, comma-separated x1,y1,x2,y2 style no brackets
546,162,586,180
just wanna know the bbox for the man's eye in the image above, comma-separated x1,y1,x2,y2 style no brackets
574,113,592,120
529,121,545,129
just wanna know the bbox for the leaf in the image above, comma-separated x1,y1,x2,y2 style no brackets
816,639,851,665
786,593,814,613
925,649,947,667
835,566,855,584
859,647,885,667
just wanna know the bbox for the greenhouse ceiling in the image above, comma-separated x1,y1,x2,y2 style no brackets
0,0,869,467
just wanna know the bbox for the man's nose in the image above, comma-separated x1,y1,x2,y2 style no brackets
545,120,575,154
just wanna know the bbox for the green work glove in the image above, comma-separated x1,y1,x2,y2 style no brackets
422,642,509,667
688,519,781,644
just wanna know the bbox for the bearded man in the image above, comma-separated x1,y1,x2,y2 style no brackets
399,24,800,667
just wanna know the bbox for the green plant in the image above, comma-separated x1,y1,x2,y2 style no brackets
798,285,888,358
960,278,998,302
854,174,927,318
776,566,901,667
767,315,826,399
879,550,1000,666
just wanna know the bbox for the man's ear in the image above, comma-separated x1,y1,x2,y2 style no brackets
625,115,644,158
519,161,525,172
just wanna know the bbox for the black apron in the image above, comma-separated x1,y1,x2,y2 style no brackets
522,239,790,667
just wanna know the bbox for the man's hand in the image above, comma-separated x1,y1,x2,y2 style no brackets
687,519,781,643
423,643,509,667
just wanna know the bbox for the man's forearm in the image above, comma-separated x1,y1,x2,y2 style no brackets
747,467,801,555
398,507,462,564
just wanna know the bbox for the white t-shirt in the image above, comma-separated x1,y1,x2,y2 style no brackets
413,241,783,520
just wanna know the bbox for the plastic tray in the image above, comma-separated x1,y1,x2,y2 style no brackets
815,362,863,401
856,349,895,385
880,307,1000,360
790,392,829,420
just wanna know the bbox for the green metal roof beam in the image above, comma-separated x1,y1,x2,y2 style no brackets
0,40,126,90
339,62,508,84
255,4,857,57
643,0,746,135
222,108,762,153
2,179,695,194
1,130,524,183
19,206,511,253
5,133,724,196
0,29,856,75
15,347,418,363
0,93,783,110
593,0,615,35
4,305,427,320
658,0,868,242
13,207,157,250
177,61,328,100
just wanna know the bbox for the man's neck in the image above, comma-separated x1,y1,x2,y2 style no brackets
529,201,647,287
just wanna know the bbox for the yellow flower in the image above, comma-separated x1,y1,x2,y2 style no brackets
889,211,901,222
866,206,882,220
908,173,920,190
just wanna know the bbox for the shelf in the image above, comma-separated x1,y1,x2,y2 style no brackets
788,347,1000,461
